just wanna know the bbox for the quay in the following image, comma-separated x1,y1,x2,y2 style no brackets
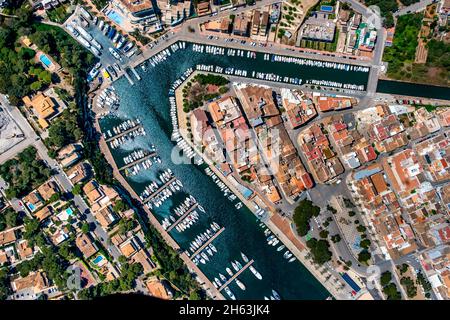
218,259,254,292
118,152,157,171
167,203,199,232
190,227,225,257
143,176,177,203
105,124,143,142
95,120,225,299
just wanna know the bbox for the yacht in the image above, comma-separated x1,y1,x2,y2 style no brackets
219,273,227,282
272,290,281,300
249,266,262,280
277,245,285,252
241,252,249,263
226,268,233,277
224,287,236,300
235,279,246,291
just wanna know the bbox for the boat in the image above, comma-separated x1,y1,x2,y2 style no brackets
224,287,236,300
288,257,296,263
277,245,285,252
214,278,222,287
235,279,246,291
249,266,262,280
235,260,243,269
226,268,233,277
219,273,227,282
241,252,249,263
231,262,239,272
272,290,281,300
264,296,269,300
284,251,293,259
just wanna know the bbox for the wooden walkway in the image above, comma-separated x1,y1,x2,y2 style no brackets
143,177,177,203
190,227,225,257
218,259,254,292
118,152,156,171
167,203,199,232
105,125,143,142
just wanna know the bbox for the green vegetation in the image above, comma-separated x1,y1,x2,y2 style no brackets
306,238,332,265
357,249,371,264
0,208,20,231
380,271,392,286
113,199,129,214
46,4,72,23
331,234,341,243
400,277,417,298
398,263,409,275
383,282,402,300
383,13,423,79
426,39,450,84
319,230,329,239
359,239,371,249
416,271,432,298
0,268,10,300
45,107,83,149
0,146,51,199
182,74,229,112
364,0,397,27
292,199,321,236
118,219,136,235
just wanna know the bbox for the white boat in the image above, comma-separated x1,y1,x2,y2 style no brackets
231,262,239,272
288,257,296,263
241,252,249,263
226,268,233,277
219,273,227,282
224,287,236,300
272,290,281,300
277,245,285,252
249,266,262,280
235,279,246,291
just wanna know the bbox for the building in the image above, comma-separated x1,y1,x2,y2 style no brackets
76,233,98,259
280,88,317,129
251,10,261,35
37,180,59,201
22,92,58,129
66,161,92,185
10,271,52,300
196,1,211,16
233,15,250,37
145,277,173,299
110,0,161,32
0,228,17,247
300,17,336,42
57,143,83,168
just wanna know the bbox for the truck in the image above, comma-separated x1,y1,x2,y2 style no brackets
76,35,91,48
91,38,102,50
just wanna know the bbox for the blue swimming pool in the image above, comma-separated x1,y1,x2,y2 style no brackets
39,54,52,68
107,11,123,26
66,207,74,216
27,203,36,211
320,5,334,13
93,255,104,264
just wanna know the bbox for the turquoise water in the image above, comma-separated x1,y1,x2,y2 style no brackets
27,203,36,211
97,42,378,300
39,54,52,68
107,11,124,26
66,207,74,216
93,255,104,264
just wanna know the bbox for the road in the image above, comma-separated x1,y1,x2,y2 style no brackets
0,94,122,261
394,0,435,17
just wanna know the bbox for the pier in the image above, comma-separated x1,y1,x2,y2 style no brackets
218,259,254,292
124,69,134,85
118,152,157,171
105,124,143,142
131,67,141,81
190,227,225,257
143,176,177,203
167,203,199,232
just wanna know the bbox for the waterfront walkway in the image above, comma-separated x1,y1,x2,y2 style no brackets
167,203,199,232
218,259,254,292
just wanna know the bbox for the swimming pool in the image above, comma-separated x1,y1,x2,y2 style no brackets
107,11,124,26
320,5,334,13
93,255,104,265
66,207,74,216
27,203,36,211
39,54,53,68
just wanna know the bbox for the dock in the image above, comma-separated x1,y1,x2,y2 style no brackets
124,69,134,85
190,227,225,257
131,67,141,81
167,203,199,232
105,124,143,142
218,259,254,292
118,152,157,171
143,176,177,203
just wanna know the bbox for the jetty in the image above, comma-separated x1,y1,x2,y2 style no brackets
218,259,254,292
124,69,134,85
167,203,199,232
131,67,141,80
118,152,157,171
105,124,143,142
190,227,225,257
143,176,177,203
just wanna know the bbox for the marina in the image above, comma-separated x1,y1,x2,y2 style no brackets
190,227,225,258
167,202,199,232
218,259,254,292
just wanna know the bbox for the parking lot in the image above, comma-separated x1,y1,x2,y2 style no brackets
63,7,139,82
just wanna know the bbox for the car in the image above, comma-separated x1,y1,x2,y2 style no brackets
336,179,342,184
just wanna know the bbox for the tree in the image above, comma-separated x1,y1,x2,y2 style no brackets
383,283,401,300
398,263,409,275
306,238,332,265
48,192,61,203
72,183,83,195
292,199,321,236
81,223,90,234
331,234,341,243
113,200,129,214
356,225,366,233
319,230,329,239
357,250,371,264
380,271,392,286
359,239,371,249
